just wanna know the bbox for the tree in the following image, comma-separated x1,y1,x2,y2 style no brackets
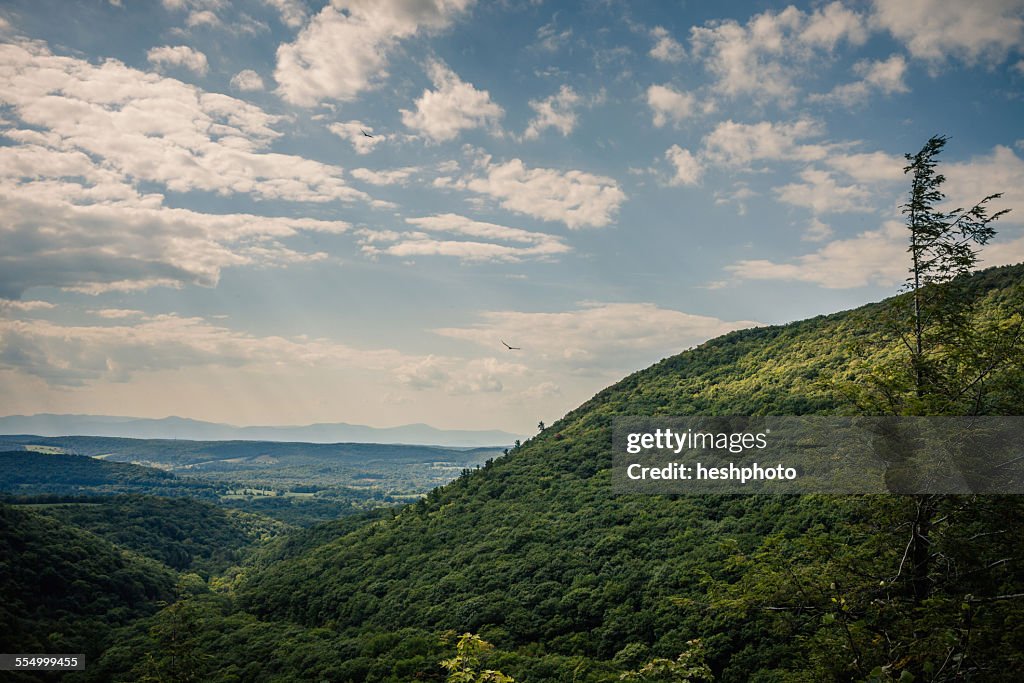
846,135,1019,417
818,135,1024,678
537,421,545,432
619,640,713,682
139,599,208,682
900,134,1011,409
884,136,1017,606
439,633,514,683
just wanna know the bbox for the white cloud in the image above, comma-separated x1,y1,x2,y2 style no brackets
649,26,684,62
692,6,802,102
358,213,570,263
0,183,348,297
230,69,265,91
726,220,906,288
350,166,419,185
802,1,869,48
826,151,906,183
523,85,580,140
714,184,757,216
813,54,909,106
860,54,910,92
804,217,834,241
0,43,369,297
401,60,504,143
186,10,221,28
91,309,145,319
665,145,703,186
535,20,573,52
690,2,867,102
158,0,262,35
0,42,373,205
462,158,626,229
446,357,520,395
775,168,874,214
521,381,561,400
738,224,1024,290
434,302,760,369
0,299,56,312
146,45,209,76
262,0,306,29
394,355,450,390
274,0,475,106
703,118,830,167
395,355,524,394
407,214,565,246
944,145,1024,225
161,0,226,11
983,234,1024,268
646,84,695,128
692,1,868,104
711,145,1023,289
0,313,411,387
328,120,385,154
871,0,1024,64
363,237,549,263
216,14,271,37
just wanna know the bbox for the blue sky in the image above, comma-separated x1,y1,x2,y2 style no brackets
0,0,1022,434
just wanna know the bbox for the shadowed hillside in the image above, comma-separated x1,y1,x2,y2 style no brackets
0,505,177,666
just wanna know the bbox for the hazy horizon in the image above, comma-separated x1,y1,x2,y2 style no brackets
0,413,523,448
0,411,516,430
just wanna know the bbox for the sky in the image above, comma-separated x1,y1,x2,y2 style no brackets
0,0,1022,435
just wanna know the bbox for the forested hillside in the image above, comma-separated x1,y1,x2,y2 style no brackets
56,263,1019,682
0,450,223,500
0,495,293,681
0,505,177,670
33,496,291,576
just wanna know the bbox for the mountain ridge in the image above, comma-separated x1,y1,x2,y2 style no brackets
0,414,521,447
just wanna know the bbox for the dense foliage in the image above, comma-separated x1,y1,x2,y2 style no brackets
0,450,220,499
33,496,291,576
0,504,176,670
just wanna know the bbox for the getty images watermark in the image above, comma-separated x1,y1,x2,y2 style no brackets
612,416,1024,494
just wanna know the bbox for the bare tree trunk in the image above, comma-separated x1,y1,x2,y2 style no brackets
910,496,936,604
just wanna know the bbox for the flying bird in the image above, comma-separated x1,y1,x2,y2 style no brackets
360,129,374,138
501,340,521,350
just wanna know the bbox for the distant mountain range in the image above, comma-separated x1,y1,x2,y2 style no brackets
0,414,520,447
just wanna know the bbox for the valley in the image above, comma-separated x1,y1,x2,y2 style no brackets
0,438,504,526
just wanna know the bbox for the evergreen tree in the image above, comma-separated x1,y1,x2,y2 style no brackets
846,134,1020,416
900,134,1012,410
